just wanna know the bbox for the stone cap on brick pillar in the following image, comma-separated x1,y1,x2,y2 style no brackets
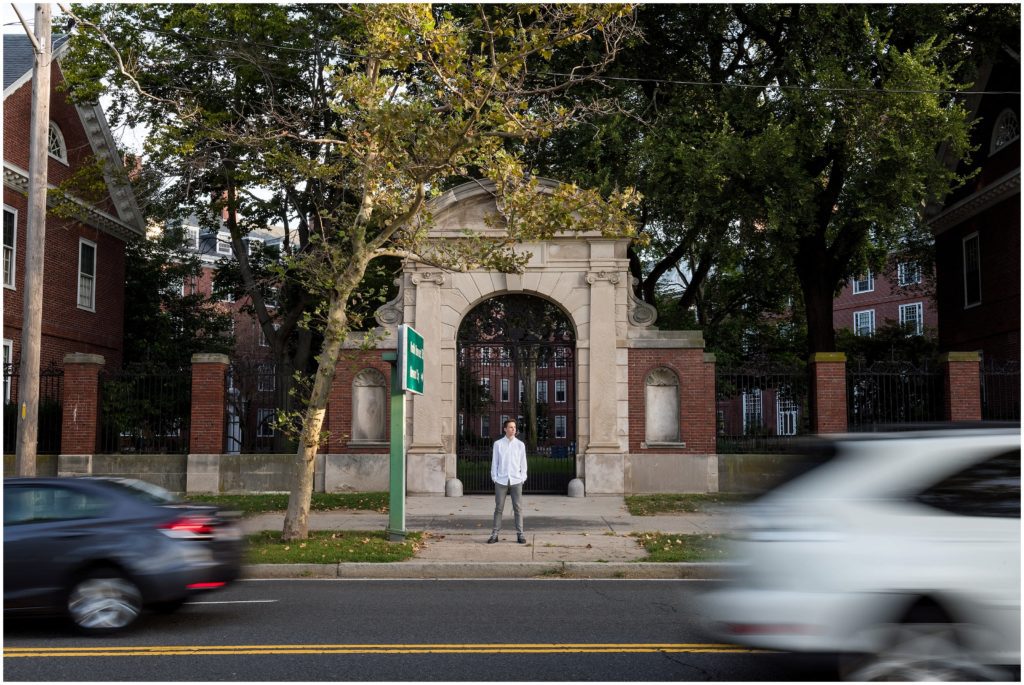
63,353,105,366
703,353,716,363
809,352,846,363
939,351,981,363
192,353,231,365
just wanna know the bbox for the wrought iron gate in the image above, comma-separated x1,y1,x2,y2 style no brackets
456,295,576,494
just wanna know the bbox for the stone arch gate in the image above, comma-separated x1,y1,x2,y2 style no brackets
334,179,718,497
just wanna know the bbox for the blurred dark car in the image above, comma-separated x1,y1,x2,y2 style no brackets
4,477,243,634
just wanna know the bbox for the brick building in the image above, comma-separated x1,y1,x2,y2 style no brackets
928,49,1020,365
833,259,938,338
3,34,144,389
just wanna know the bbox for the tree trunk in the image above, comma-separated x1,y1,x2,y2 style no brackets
795,238,839,355
281,290,348,541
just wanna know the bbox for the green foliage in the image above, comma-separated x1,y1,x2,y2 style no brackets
246,530,421,564
836,321,940,365
122,227,234,369
186,491,389,515
528,4,1018,354
633,533,729,562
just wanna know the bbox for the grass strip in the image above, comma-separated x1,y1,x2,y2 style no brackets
633,533,729,562
245,530,422,564
186,492,389,515
624,493,752,516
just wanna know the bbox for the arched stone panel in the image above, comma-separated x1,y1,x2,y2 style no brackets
351,368,387,444
645,367,680,443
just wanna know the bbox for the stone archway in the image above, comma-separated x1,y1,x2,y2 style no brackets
455,294,577,493
357,178,716,497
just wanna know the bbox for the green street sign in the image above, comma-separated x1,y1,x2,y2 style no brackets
398,324,424,395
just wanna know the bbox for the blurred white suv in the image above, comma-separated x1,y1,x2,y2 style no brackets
700,427,1020,681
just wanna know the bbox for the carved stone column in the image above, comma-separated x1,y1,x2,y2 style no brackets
583,268,624,493
407,271,447,494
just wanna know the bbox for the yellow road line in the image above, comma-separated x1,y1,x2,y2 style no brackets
5,643,766,658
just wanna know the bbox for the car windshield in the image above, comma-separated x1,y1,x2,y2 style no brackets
97,478,182,505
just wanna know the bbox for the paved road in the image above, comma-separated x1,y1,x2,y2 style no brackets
4,579,835,681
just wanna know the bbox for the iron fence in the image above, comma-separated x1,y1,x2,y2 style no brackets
981,359,1020,421
99,366,191,453
2,362,64,454
226,360,300,454
846,360,944,430
715,362,810,453
456,341,576,493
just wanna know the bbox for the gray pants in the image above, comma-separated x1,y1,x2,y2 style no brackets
492,482,524,536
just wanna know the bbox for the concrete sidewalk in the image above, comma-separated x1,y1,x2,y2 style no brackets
241,495,739,579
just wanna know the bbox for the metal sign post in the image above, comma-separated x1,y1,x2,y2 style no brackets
384,325,424,542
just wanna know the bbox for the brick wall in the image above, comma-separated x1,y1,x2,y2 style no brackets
809,353,848,433
326,349,393,453
627,348,716,454
935,202,1021,362
60,354,105,454
943,353,982,422
189,355,228,453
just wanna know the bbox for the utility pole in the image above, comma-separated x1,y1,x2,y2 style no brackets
14,3,53,477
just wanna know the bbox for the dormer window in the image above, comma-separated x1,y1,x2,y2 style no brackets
216,235,233,255
852,270,874,294
48,122,68,164
991,109,1019,154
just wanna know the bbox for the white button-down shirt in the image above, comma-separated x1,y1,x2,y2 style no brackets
491,436,527,486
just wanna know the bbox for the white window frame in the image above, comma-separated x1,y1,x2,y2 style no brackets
257,364,275,392
3,338,12,403
480,415,490,438
852,270,874,294
480,377,490,392
3,205,16,290
77,238,97,312
216,234,233,256
186,226,200,251
257,408,276,438
741,389,763,435
897,261,921,286
554,379,567,403
554,347,567,368
962,232,982,309
991,108,1020,154
48,122,68,164
518,379,524,403
898,302,924,336
536,380,548,403
853,309,875,337
500,378,509,402
554,415,567,439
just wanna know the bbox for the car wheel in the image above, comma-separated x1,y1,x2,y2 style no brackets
841,604,1009,682
67,568,143,634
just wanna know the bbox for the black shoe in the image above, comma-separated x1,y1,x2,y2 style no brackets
517,534,527,544
487,535,498,544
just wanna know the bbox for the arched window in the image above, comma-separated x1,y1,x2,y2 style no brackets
991,109,1019,154
48,122,68,164
645,367,680,443
351,368,387,443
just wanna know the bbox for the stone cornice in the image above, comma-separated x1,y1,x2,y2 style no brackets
4,162,143,242
928,169,1020,235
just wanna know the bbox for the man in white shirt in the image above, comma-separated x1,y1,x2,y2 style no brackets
488,419,527,544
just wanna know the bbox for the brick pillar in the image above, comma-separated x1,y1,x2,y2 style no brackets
59,353,105,474
703,353,718,455
941,352,982,422
809,352,847,434
187,353,229,493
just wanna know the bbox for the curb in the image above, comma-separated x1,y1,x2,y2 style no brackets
242,562,733,580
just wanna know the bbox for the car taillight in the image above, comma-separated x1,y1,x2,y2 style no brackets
159,516,216,540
